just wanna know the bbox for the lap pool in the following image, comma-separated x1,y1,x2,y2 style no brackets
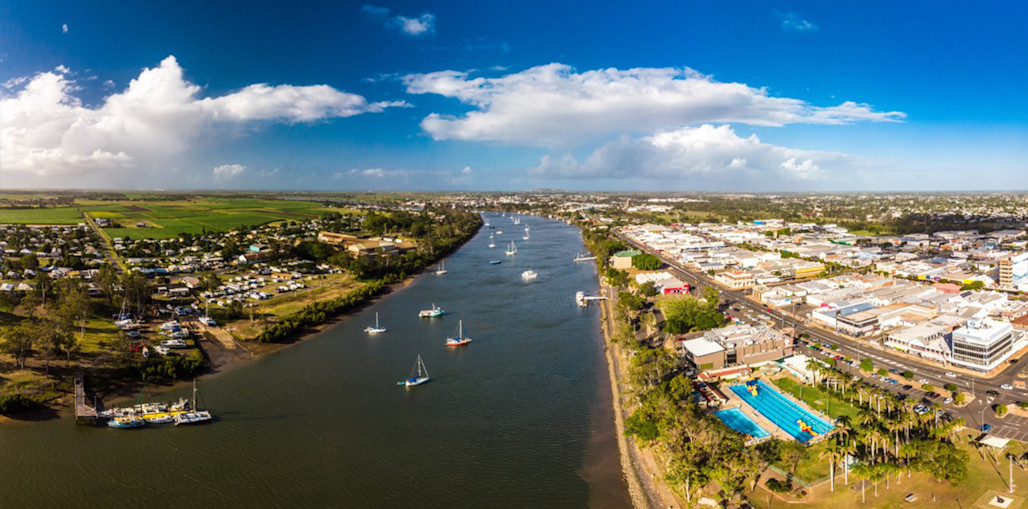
714,408,771,439
729,379,833,442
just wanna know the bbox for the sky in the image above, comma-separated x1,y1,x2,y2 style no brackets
1,0,1026,192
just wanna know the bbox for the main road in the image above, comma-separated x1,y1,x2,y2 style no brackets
615,229,1028,442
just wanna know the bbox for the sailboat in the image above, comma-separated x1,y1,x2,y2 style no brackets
445,320,472,347
365,312,386,334
522,231,530,240
402,355,430,387
488,232,496,248
505,240,517,256
173,380,213,425
419,303,445,318
435,260,448,275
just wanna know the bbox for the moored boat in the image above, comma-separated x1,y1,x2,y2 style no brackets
418,303,445,318
402,355,430,387
445,320,472,347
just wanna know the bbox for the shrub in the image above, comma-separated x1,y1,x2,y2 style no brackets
877,368,889,376
1017,401,1028,409
902,371,914,380
922,384,935,392
766,478,793,493
0,393,43,414
944,383,958,393
954,393,966,404
997,404,1009,417
860,359,874,372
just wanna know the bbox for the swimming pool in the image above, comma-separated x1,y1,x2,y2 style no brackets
729,380,833,442
715,408,771,439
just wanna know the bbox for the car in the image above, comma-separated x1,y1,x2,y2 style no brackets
888,368,899,374
903,384,913,390
926,392,940,399
987,390,1000,397
980,423,993,433
1001,384,1014,390
918,379,930,384
945,372,957,378
888,379,899,385
943,397,953,404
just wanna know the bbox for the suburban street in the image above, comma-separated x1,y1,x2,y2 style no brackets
616,230,1028,442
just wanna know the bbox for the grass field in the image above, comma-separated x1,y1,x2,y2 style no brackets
763,440,1028,509
0,207,83,224
774,376,860,421
78,197,338,238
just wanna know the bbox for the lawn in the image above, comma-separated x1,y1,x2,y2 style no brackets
762,440,1028,509
0,207,84,224
773,376,860,421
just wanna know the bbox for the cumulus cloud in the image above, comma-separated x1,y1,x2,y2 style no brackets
404,64,903,147
362,5,436,37
212,164,246,178
0,55,405,182
62,23,68,34
777,11,819,33
529,124,860,182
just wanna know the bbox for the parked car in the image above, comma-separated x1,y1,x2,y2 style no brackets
902,384,913,390
943,397,953,404
980,423,993,433
945,372,957,378
918,379,930,384
1001,384,1014,390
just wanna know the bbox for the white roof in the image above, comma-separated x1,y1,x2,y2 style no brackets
681,338,725,357
980,436,1010,448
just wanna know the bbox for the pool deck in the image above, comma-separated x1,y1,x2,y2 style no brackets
723,375,835,445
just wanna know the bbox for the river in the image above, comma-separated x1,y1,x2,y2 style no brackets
0,214,632,509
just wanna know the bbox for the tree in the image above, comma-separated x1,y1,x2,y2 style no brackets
819,441,841,492
860,358,874,372
902,371,914,380
997,404,1009,417
95,264,119,305
639,281,659,298
922,384,934,392
631,253,662,270
944,383,958,393
0,322,34,369
659,294,725,334
199,271,222,292
617,291,646,312
954,392,966,405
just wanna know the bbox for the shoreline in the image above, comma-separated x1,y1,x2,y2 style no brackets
0,251,433,424
596,277,677,509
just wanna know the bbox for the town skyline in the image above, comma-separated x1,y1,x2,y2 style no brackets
3,1,1027,191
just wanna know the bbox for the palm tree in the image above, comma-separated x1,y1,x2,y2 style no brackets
851,462,871,504
881,461,900,490
819,441,842,492
867,463,885,497
837,439,857,485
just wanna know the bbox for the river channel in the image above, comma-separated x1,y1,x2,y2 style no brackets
0,214,631,509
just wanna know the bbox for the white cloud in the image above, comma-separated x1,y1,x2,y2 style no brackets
362,5,436,37
102,79,115,89
62,24,68,34
212,164,246,178
54,65,71,74
462,166,472,174
404,64,903,147
529,124,861,182
777,12,819,33
0,56,405,183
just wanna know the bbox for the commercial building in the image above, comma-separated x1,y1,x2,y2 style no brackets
949,319,1016,371
610,250,641,270
715,269,755,289
680,324,793,371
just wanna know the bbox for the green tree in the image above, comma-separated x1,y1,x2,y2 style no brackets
199,271,222,292
860,358,874,372
659,294,725,334
996,404,1009,417
95,264,119,305
631,253,662,270
639,281,659,298
0,322,34,369
902,370,914,380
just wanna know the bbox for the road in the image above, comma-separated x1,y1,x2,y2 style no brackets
616,230,1028,442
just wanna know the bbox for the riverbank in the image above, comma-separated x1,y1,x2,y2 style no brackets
2,217,482,423
597,277,685,509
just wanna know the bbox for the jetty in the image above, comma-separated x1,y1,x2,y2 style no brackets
576,291,608,307
74,372,100,426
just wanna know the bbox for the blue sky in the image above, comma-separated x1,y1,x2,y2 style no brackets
1,0,1026,191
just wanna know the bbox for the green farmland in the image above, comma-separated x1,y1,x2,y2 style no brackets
0,197,338,237
83,198,336,238
0,207,84,224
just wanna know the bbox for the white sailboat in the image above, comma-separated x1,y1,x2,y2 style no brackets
488,232,496,248
403,355,430,387
365,312,386,334
522,231,530,240
435,260,447,275
173,380,213,425
445,320,472,347
505,240,517,256
521,270,538,280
